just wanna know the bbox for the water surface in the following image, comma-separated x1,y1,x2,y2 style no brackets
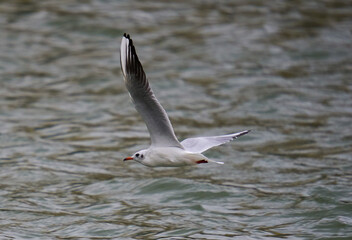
0,0,352,239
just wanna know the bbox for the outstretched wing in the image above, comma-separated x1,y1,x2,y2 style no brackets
120,33,183,148
181,130,250,153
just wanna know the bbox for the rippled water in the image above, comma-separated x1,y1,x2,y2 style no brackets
1,0,352,239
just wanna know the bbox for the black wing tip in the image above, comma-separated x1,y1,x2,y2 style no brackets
121,32,145,82
123,33,130,39
233,130,251,139
123,33,139,63
123,33,133,45
123,33,137,54
241,130,251,135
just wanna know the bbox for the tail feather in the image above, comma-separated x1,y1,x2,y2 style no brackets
207,159,224,165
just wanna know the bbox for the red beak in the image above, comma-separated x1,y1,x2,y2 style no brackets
123,156,134,161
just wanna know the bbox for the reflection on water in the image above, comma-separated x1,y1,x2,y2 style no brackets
1,0,352,239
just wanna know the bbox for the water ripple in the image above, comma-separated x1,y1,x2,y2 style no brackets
0,0,352,239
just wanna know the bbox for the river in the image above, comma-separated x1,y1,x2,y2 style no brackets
0,0,351,239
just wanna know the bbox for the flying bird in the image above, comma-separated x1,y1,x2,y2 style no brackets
120,33,249,167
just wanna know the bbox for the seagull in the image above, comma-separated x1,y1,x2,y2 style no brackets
120,33,250,167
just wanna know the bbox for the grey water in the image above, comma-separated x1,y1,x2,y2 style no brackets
0,0,351,239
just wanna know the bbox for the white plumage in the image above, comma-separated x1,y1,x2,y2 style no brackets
120,33,250,167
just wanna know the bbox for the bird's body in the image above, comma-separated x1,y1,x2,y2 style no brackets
120,33,250,167
130,147,210,167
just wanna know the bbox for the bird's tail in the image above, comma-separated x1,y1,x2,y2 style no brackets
207,159,224,165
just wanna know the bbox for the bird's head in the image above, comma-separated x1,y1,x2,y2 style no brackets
123,149,148,163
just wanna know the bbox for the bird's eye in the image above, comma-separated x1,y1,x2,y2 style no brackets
141,154,144,158
136,153,139,157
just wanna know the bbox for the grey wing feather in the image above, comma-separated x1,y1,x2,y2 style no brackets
181,130,250,153
120,34,183,148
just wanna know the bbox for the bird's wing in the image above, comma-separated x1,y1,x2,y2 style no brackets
120,33,183,148
181,130,250,153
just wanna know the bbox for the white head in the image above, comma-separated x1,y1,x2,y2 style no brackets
123,149,148,164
